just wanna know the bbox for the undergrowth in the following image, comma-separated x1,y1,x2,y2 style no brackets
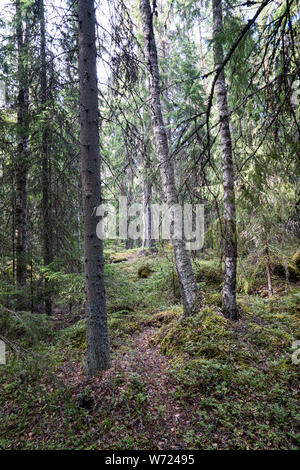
0,249,299,449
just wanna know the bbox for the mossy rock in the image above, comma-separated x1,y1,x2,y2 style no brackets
291,251,300,270
143,307,182,327
273,263,300,283
138,265,153,279
204,292,222,307
157,307,229,358
109,309,134,319
110,254,129,263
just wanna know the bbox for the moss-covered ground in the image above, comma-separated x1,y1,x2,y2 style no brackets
0,247,299,449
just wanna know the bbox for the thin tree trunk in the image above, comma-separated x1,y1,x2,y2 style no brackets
39,0,53,315
146,179,154,250
263,227,273,297
212,0,237,320
15,0,29,294
142,154,154,250
78,0,110,374
140,0,198,316
12,191,16,284
265,243,273,297
198,21,207,95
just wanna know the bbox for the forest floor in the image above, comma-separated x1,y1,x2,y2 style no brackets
0,247,300,449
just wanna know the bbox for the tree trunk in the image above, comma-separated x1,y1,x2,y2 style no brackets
78,0,110,374
263,228,273,297
15,0,29,294
39,0,53,315
140,0,198,316
212,0,237,320
265,243,273,297
142,154,154,250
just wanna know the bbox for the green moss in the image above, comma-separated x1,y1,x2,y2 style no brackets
291,250,300,270
204,292,222,307
138,265,153,279
272,259,299,283
153,308,229,359
108,249,138,264
194,260,223,287
143,306,182,327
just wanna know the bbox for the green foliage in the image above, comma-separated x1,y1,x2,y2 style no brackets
291,251,300,271
58,319,86,350
41,267,85,309
149,288,300,449
0,306,53,348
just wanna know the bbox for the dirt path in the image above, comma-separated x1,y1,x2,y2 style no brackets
131,328,189,449
57,326,189,449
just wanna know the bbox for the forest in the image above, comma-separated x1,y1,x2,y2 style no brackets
0,0,299,452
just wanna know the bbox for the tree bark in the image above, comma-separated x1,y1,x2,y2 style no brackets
39,0,53,315
15,0,30,293
212,0,238,320
265,243,273,297
142,153,154,250
78,0,110,374
140,0,198,316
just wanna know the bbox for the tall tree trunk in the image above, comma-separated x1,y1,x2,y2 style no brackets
39,0,53,315
212,0,237,320
15,0,29,294
78,0,110,374
140,0,198,317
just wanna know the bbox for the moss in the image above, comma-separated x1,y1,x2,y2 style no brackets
108,249,138,264
109,317,141,334
245,322,292,350
58,320,86,349
291,251,300,270
168,358,235,393
204,292,222,307
143,306,182,327
194,261,223,287
110,253,129,263
273,262,299,283
153,307,229,359
137,265,153,279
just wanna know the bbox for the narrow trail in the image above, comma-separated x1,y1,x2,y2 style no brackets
57,324,190,449
56,254,191,448
129,327,189,449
